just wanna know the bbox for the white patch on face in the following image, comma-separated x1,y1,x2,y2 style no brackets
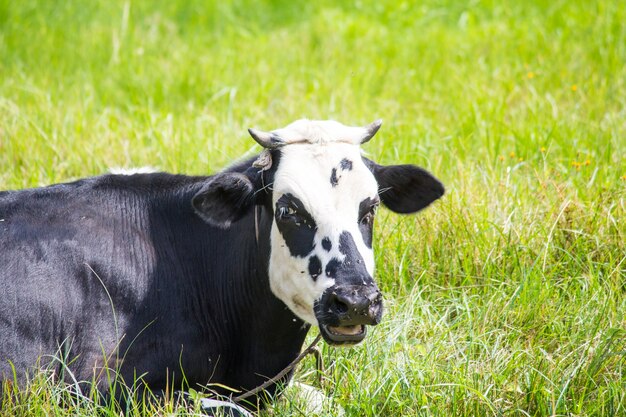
268,141,378,324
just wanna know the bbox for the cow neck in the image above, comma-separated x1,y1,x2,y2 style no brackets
215,155,311,393
212,202,310,400
245,202,310,347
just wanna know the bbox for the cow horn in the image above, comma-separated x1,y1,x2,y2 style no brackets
360,119,382,144
248,128,286,149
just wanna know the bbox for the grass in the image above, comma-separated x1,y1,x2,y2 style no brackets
1,0,625,415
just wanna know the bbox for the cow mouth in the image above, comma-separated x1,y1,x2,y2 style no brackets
319,323,367,345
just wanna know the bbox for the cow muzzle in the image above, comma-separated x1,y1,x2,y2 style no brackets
315,285,383,345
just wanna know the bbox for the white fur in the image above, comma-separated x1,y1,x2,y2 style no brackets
108,166,157,175
199,398,252,417
271,119,372,145
267,121,378,325
286,382,345,416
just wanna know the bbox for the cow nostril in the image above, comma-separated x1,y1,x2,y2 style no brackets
334,298,349,315
326,287,382,324
329,293,349,315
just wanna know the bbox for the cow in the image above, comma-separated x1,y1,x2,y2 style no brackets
0,119,444,413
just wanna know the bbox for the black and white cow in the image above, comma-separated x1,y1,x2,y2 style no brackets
0,119,443,411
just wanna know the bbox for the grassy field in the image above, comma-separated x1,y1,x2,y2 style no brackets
1,0,625,415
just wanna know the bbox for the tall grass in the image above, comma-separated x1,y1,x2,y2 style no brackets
1,0,625,415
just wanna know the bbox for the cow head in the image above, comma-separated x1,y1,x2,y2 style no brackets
192,120,444,345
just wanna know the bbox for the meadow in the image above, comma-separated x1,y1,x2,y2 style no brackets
1,0,625,415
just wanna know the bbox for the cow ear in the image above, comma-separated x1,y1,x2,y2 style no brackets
365,159,445,213
192,173,254,228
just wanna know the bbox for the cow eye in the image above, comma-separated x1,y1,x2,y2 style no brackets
275,195,315,229
359,205,378,226
278,206,296,216
277,205,303,223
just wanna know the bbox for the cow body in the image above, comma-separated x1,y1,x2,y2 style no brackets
0,120,444,410
0,168,306,402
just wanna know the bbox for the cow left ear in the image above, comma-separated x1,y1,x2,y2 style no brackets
192,173,254,228
365,159,445,213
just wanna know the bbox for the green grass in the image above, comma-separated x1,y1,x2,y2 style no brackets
1,0,625,415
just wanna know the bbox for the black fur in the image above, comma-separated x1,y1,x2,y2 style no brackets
358,197,378,249
274,193,317,258
330,159,354,187
339,158,353,171
337,231,373,286
330,168,339,187
0,169,306,409
0,150,443,410
308,256,322,281
363,158,445,213
325,258,341,278
192,173,254,228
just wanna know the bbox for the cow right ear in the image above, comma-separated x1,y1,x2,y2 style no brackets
363,158,445,214
192,173,254,228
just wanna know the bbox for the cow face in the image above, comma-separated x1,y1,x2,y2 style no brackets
268,142,380,344
192,120,444,345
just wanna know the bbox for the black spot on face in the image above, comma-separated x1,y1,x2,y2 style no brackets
358,197,378,249
308,256,322,281
275,193,317,257
338,231,358,256
324,233,374,284
325,258,341,278
330,159,354,188
337,231,373,285
330,168,339,187
322,237,332,251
